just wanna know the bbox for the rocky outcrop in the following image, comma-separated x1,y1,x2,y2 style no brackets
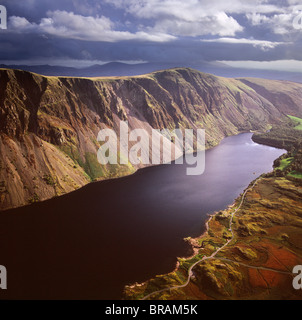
1,67,302,210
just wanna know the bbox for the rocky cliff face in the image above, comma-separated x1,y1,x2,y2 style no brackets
1,67,302,210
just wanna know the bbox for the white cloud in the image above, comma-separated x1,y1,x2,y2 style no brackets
106,0,245,37
151,12,243,37
9,16,33,29
246,13,270,26
6,1,301,49
202,37,284,51
219,60,302,73
246,4,302,35
8,10,176,43
107,0,283,17
106,0,301,38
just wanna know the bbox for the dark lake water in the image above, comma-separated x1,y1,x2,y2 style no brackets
0,133,284,299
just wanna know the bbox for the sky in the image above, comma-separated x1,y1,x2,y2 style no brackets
0,0,302,72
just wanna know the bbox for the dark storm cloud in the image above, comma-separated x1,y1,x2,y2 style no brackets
0,0,301,68
1,0,104,21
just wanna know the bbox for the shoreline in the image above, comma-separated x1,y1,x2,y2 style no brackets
137,177,261,300
125,137,285,298
128,167,302,300
174,135,287,268
145,185,249,280
0,130,252,213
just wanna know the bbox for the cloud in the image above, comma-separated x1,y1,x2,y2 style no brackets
219,59,302,72
246,4,302,35
106,0,302,38
106,0,283,17
106,0,245,37
9,16,33,29
246,13,270,26
0,0,301,70
150,12,243,37
202,37,285,51
8,10,176,42
0,32,299,69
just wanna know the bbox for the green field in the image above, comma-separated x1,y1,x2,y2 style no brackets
288,171,302,179
288,115,302,130
276,157,294,171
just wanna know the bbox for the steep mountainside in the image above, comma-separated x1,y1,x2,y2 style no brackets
1,67,302,210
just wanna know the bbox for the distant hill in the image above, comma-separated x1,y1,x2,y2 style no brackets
0,61,301,83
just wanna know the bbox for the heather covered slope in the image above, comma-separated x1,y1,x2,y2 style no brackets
1,67,302,210
125,175,302,300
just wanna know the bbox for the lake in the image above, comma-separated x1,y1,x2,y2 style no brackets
0,133,284,299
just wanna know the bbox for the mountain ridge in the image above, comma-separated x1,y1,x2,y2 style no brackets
1,67,302,210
